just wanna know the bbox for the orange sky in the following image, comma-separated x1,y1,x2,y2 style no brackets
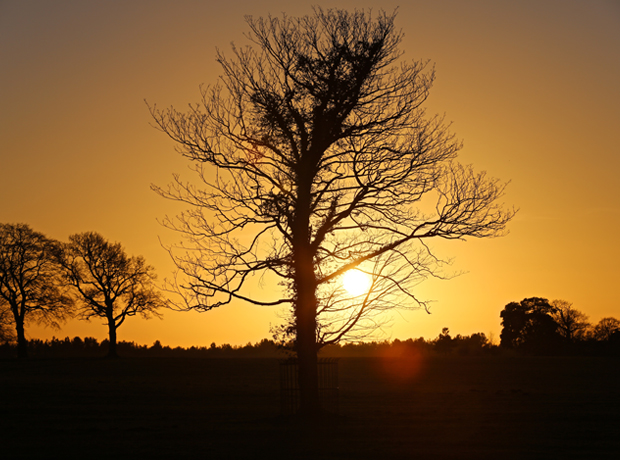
1,0,619,347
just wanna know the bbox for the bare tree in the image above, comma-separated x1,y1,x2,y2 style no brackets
592,317,620,341
55,232,166,358
549,299,590,342
0,223,73,358
150,8,513,414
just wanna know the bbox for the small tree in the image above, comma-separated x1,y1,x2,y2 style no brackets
592,317,620,341
434,327,455,354
549,299,590,342
0,223,73,358
151,8,513,414
55,232,166,358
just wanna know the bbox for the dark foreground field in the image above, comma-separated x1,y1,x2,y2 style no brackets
1,355,619,459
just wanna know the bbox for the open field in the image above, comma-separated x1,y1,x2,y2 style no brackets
1,356,619,459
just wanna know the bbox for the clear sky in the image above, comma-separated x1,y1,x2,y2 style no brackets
1,0,619,347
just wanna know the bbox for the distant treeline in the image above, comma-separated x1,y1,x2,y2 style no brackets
1,326,618,359
0,331,493,359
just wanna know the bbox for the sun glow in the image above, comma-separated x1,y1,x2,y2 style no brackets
342,269,372,297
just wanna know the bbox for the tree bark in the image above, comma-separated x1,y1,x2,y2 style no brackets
15,319,27,359
293,174,321,416
296,273,320,416
107,320,118,358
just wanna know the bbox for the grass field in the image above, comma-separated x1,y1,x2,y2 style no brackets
1,355,619,459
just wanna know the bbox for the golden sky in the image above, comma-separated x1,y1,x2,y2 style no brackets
1,0,619,347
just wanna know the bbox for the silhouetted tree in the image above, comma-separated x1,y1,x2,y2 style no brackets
55,232,166,358
592,317,620,341
150,8,513,415
500,297,562,354
549,299,590,343
0,223,73,358
434,327,455,354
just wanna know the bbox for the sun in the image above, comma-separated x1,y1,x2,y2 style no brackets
342,269,372,297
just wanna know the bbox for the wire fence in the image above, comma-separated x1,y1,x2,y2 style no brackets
279,357,339,415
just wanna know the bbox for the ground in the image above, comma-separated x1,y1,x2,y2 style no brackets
1,355,619,459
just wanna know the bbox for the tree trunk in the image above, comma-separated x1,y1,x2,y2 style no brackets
296,279,320,416
107,321,118,358
293,151,321,416
15,319,27,359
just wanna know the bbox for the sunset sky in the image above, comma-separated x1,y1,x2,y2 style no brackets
2,0,619,347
